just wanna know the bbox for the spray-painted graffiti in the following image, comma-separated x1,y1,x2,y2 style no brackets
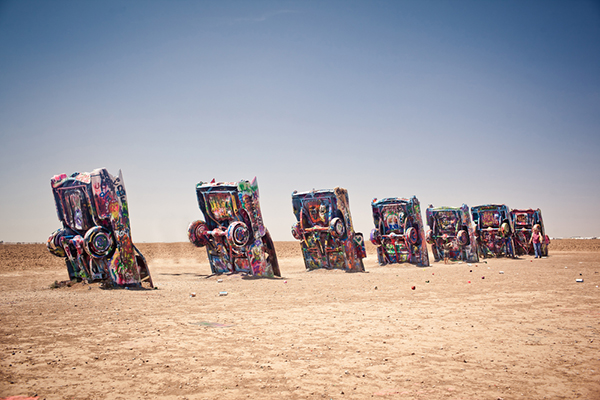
370,196,429,266
188,177,280,277
291,188,366,272
47,168,153,288
510,208,548,256
471,204,515,259
426,204,479,263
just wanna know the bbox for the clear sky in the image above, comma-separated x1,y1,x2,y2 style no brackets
1,0,599,243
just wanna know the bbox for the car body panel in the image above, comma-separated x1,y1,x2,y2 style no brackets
471,204,515,258
291,188,366,272
48,168,153,287
189,178,280,277
370,196,429,266
510,208,548,256
426,204,479,263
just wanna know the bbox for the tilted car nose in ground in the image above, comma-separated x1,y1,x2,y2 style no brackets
426,204,479,263
369,196,429,267
471,204,516,259
510,208,548,257
47,168,153,288
291,187,366,272
188,177,280,277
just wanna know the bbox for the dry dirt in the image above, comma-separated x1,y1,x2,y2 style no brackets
1,240,599,400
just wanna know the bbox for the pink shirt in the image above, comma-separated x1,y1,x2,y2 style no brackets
532,231,541,244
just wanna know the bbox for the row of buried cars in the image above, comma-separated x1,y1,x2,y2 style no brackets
46,168,547,287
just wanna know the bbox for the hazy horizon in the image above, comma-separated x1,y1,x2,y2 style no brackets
1,0,599,243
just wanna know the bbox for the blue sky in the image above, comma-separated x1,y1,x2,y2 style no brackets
1,0,599,242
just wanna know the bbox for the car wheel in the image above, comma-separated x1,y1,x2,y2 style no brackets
188,220,209,247
291,222,303,240
84,226,115,258
369,228,381,245
226,221,250,248
47,229,67,257
457,230,469,246
329,217,345,238
406,226,418,245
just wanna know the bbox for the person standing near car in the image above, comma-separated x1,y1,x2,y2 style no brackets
529,224,542,258
543,233,550,256
442,239,452,264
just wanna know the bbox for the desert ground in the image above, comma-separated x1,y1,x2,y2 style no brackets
1,240,599,400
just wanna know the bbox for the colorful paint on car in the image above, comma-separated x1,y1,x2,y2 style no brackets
188,177,280,277
291,188,366,272
510,208,548,256
426,204,479,263
369,196,429,266
47,168,153,287
471,204,516,258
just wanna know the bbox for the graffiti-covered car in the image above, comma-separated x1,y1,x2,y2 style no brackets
471,204,515,258
291,188,366,272
510,208,548,256
426,204,479,263
47,168,153,287
369,196,429,266
188,178,280,277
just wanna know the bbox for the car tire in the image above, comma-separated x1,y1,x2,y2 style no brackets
84,226,115,258
329,217,346,238
47,229,67,257
406,227,418,245
188,220,209,247
291,222,303,240
457,230,469,246
226,221,250,248
369,228,381,245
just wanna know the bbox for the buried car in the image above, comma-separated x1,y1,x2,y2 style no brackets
291,188,366,272
369,196,429,266
510,208,548,256
426,204,479,263
471,204,515,258
47,168,153,287
188,178,280,277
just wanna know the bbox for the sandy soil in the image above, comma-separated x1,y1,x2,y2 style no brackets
1,240,599,400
